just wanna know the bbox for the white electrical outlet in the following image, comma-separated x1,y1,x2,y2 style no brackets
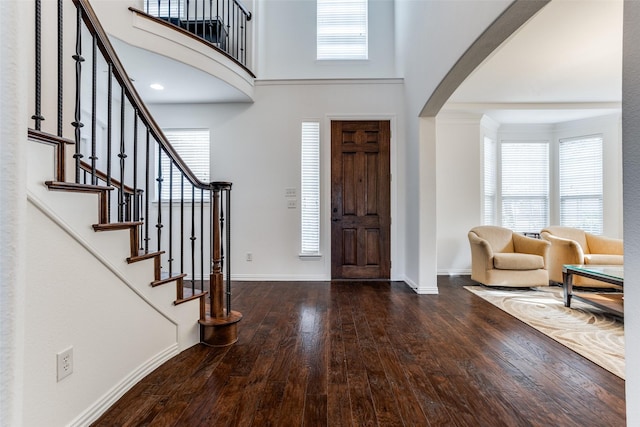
57,347,73,382
246,252,253,262
285,188,296,198
287,199,297,209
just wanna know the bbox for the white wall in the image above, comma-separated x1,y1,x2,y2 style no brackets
256,0,396,79
434,113,623,274
23,202,177,427
623,1,640,421
21,140,204,426
435,113,483,275
150,79,405,281
393,0,512,290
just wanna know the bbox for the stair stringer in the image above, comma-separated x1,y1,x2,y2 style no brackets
27,135,202,352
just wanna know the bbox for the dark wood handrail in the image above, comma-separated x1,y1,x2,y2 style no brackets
73,0,213,192
79,161,138,195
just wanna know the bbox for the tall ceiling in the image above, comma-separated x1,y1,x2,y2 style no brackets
445,0,623,124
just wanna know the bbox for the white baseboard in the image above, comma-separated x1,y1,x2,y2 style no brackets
437,269,472,276
231,273,330,281
69,344,179,427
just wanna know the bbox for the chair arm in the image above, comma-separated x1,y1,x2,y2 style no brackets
542,233,585,263
468,231,494,270
587,233,623,255
512,233,550,258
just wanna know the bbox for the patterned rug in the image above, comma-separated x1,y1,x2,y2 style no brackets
465,285,625,379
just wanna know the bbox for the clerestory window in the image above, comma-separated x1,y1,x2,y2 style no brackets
317,0,368,60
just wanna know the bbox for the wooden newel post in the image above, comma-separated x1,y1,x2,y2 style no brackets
211,186,225,318
199,182,242,346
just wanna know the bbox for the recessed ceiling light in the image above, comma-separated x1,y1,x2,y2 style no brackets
150,83,164,91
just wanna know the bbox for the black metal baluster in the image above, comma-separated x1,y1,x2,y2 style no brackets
157,146,164,253
118,88,127,222
200,188,204,294
90,35,98,185
133,113,139,221
222,187,230,312
240,15,246,65
180,175,185,277
208,0,213,42
144,130,151,253
186,0,190,32
169,161,174,277
234,5,238,60
201,0,205,39
72,8,85,182
190,184,196,291
223,0,228,54
216,0,220,47
106,63,113,221
32,0,44,130
57,0,63,136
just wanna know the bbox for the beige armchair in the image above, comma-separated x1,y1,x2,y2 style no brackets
468,226,550,287
540,226,623,287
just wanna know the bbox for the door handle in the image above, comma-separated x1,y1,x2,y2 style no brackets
332,218,340,222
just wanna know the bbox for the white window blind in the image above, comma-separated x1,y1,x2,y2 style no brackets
145,0,182,17
559,136,603,234
501,141,549,232
483,137,497,225
317,0,368,60
159,129,210,201
301,122,320,255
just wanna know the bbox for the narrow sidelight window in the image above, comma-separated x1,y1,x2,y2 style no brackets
301,122,320,255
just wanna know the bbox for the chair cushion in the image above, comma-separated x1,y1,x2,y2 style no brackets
584,254,624,265
493,253,544,270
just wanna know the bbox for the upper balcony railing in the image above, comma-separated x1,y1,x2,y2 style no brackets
143,0,252,69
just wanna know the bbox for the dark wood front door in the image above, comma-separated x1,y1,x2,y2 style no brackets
331,120,391,279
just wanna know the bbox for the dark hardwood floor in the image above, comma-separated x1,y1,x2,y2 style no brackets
91,276,626,426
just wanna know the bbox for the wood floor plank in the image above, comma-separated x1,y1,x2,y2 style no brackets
91,277,626,427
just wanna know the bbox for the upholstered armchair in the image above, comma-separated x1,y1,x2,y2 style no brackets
468,226,551,287
540,226,623,287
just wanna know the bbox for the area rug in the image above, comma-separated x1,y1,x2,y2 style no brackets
465,285,625,379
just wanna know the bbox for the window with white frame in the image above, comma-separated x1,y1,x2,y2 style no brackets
559,135,603,234
159,129,210,201
145,0,182,18
317,0,368,60
483,136,497,225
500,141,549,232
301,122,320,255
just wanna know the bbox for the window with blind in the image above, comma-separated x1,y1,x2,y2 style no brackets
159,129,210,202
483,137,497,225
500,141,549,232
145,0,182,18
559,135,603,234
301,122,320,255
317,0,368,60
